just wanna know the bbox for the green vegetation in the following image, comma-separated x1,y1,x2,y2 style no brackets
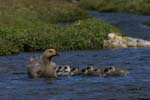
0,18,121,55
79,0,150,15
0,0,91,24
0,0,126,55
143,20,150,26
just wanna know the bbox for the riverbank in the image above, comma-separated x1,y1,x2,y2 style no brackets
0,18,121,55
88,10,150,41
0,0,123,56
1,0,150,56
79,0,150,15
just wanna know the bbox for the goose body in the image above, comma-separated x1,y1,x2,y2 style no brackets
27,49,58,78
27,57,42,78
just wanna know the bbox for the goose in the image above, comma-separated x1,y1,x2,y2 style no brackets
27,49,58,78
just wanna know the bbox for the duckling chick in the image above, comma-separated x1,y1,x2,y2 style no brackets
27,49,58,78
81,69,89,76
70,67,80,76
56,65,71,76
63,65,71,76
55,66,64,76
81,64,95,76
104,66,128,77
91,69,103,76
81,68,103,77
86,64,94,75
103,66,115,74
86,64,94,70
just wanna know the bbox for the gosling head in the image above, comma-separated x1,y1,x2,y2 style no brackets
86,64,94,71
70,67,80,76
81,69,88,76
109,66,116,71
63,65,71,72
92,69,102,76
104,66,116,73
56,66,64,72
43,49,59,59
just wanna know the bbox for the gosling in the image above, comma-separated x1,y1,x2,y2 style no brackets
55,65,71,76
103,66,128,77
70,67,81,76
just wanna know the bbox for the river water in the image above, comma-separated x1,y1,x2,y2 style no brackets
0,11,150,100
89,11,150,40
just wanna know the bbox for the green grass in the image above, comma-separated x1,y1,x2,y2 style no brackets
0,18,122,55
0,0,124,55
0,0,90,24
79,0,150,15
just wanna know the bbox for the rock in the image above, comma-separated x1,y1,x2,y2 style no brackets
103,33,150,48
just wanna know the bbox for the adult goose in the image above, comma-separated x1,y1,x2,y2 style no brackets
27,49,58,78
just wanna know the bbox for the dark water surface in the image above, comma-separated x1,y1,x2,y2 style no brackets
0,48,150,100
1,11,150,100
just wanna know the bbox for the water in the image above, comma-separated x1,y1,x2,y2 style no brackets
89,11,150,40
0,48,150,100
1,11,150,100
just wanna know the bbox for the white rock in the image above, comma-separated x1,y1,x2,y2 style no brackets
104,33,150,48
108,33,116,39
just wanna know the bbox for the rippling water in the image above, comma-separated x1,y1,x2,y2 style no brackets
1,11,150,100
0,48,150,100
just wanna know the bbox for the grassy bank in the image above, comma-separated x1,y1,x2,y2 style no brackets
79,0,150,15
0,0,90,24
0,18,122,55
0,0,124,55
